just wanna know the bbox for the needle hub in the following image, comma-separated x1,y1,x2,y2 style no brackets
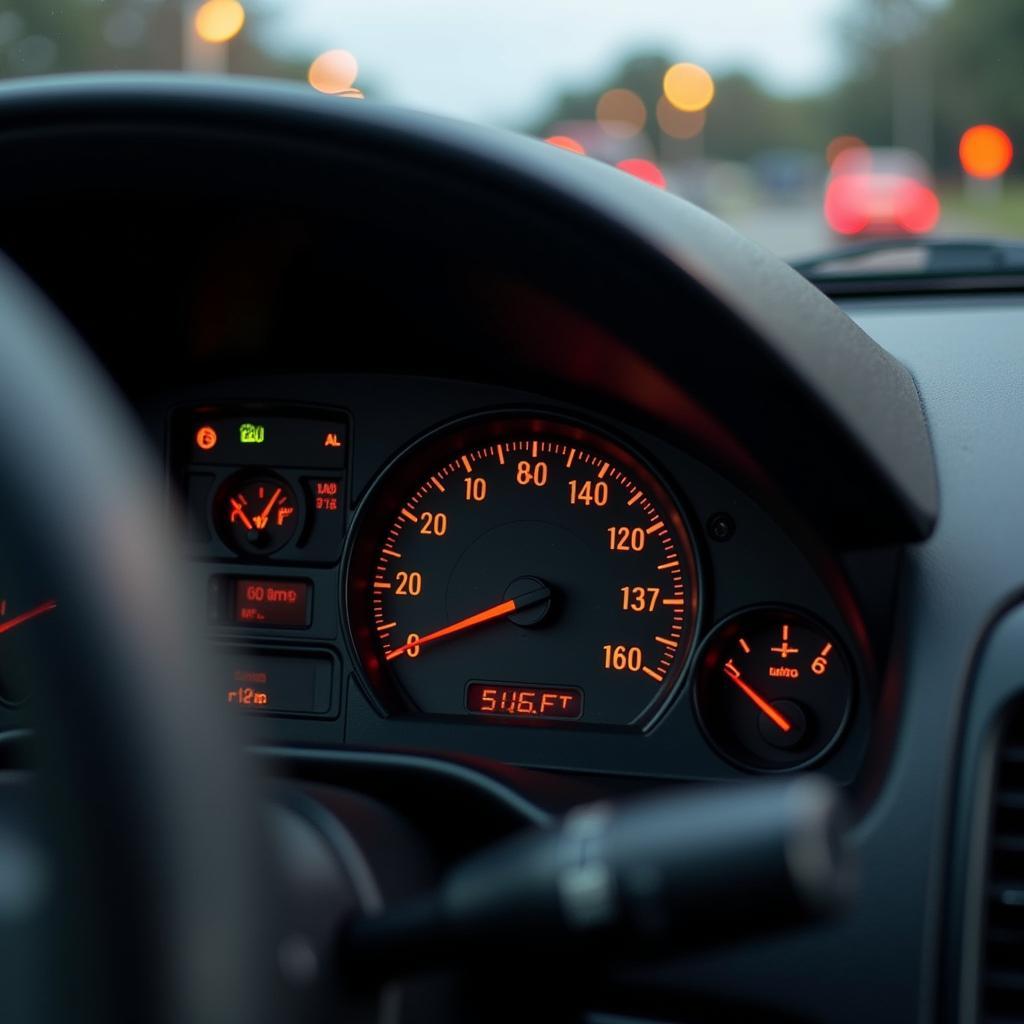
503,576,552,627
759,700,807,749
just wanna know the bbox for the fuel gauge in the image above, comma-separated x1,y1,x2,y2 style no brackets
219,475,300,556
694,607,854,772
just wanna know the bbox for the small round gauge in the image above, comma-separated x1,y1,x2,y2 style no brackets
694,607,854,771
219,475,300,555
345,415,700,727
0,589,58,705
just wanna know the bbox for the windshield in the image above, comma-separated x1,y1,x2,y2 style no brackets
2,0,1019,264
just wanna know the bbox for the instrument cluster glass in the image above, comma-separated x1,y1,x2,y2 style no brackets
345,415,701,727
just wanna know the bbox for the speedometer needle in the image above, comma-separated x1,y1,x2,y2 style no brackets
0,599,57,637
723,662,792,732
386,586,550,661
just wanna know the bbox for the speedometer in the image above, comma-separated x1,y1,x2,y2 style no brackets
345,415,700,727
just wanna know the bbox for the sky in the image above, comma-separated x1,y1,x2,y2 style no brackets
262,0,856,128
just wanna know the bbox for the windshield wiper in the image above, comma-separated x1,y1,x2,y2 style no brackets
792,238,1024,297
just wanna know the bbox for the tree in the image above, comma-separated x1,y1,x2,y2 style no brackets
930,0,1024,171
532,52,827,164
826,0,1024,175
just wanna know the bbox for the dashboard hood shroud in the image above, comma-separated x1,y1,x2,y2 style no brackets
0,74,937,545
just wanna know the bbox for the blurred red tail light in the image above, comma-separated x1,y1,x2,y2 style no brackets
824,172,940,236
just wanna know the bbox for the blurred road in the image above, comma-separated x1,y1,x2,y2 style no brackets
720,197,1005,263
721,203,831,261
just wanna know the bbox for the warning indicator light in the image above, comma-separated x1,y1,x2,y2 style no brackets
239,422,265,444
195,425,218,450
314,479,340,511
324,432,342,448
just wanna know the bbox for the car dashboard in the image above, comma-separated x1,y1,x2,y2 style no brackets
1,77,1023,1024
157,373,873,783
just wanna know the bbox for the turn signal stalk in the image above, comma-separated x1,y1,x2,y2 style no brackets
343,776,854,978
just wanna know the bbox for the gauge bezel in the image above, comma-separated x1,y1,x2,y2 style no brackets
341,408,705,730
692,603,856,773
214,470,304,558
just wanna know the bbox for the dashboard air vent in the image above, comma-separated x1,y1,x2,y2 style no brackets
982,706,1024,1022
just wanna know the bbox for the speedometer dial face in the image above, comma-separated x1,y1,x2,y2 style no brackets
346,416,700,727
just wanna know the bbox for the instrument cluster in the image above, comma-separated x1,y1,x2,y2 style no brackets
165,376,871,780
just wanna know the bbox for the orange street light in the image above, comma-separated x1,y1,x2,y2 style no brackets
959,124,1013,180
656,96,706,139
596,88,646,138
194,0,245,44
826,135,866,167
663,63,714,113
308,49,359,95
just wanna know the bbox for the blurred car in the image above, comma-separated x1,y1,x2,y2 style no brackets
823,146,941,237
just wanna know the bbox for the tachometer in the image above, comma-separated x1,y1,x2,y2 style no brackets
345,415,700,726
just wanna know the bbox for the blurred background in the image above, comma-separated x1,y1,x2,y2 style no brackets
0,0,1020,261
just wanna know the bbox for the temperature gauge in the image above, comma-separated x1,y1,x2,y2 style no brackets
694,607,854,771
219,475,300,556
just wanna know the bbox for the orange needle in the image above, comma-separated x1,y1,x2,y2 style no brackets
385,584,550,661
724,665,792,732
230,497,255,531
386,599,517,661
0,599,57,637
253,487,282,530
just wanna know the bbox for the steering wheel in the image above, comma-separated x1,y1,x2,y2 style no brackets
0,253,273,1023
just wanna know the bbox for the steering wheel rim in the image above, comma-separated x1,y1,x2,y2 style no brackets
0,252,275,1023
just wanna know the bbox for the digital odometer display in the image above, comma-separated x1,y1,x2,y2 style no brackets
467,682,583,720
346,417,700,727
